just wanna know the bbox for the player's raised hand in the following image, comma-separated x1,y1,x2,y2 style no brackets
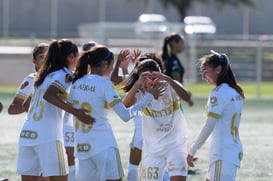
131,49,142,64
143,79,166,99
117,49,130,64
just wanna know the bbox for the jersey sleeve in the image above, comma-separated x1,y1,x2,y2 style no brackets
51,70,73,100
15,74,35,100
112,93,154,122
206,88,229,119
104,80,123,107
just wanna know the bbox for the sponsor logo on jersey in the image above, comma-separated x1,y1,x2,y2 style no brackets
20,130,38,139
20,81,29,89
76,84,96,92
77,143,91,152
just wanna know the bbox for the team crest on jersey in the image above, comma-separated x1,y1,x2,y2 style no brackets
210,96,218,105
65,74,73,83
162,94,171,104
20,81,29,89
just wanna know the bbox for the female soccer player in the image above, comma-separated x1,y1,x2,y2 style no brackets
68,45,163,181
9,42,50,181
187,50,245,181
111,51,171,181
8,42,48,114
123,59,193,181
160,32,186,84
17,39,94,181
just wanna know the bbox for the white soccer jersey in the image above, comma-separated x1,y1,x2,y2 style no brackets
15,72,36,100
19,67,74,146
68,74,153,159
139,83,188,156
206,83,243,167
63,112,75,147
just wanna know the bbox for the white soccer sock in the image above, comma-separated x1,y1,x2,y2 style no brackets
163,170,170,181
68,165,76,181
127,163,139,181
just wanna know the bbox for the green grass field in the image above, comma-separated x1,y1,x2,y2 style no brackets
0,83,272,180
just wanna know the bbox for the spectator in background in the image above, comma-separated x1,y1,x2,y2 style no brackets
160,32,186,84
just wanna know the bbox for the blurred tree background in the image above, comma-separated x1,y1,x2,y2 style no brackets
158,0,255,21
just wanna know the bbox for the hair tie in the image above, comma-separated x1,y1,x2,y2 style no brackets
102,50,113,61
210,50,230,65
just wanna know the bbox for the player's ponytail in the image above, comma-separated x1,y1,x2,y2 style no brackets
161,36,170,61
160,33,183,62
88,46,113,67
35,40,59,87
73,52,90,83
35,39,78,87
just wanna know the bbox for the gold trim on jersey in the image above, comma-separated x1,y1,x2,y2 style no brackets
56,140,68,176
114,148,124,178
51,83,68,100
108,98,122,108
214,160,222,181
206,107,221,119
207,112,221,119
142,100,179,117
104,101,110,109
230,113,239,144
15,94,28,101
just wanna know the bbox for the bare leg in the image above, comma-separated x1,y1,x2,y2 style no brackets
49,175,67,181
106,179,122,181
65,147,75,166
170,176,186,181
21,175,41,181
37,176,50,181
129,147,142,165
127,147,142,181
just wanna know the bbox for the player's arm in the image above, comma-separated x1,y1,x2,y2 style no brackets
110,49,130,85
8,96,28,114
8,75,34,114
43,85,95,125
187,116,218,167
112,92,154,122
122,71,152,107
155,72,193,106
122,83,140,108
